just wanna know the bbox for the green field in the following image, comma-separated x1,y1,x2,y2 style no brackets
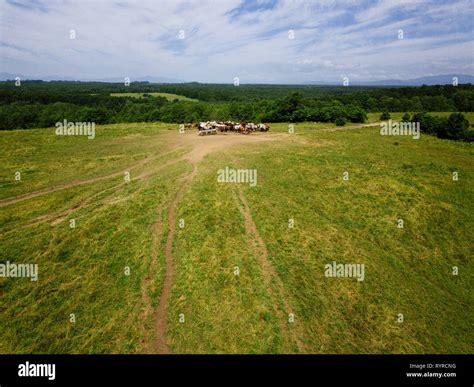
0,121,472,354
110,92,198,102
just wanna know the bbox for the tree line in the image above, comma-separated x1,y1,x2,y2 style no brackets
380,111,472,142
0,82,473,141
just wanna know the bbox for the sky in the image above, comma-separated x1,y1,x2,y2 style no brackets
0,0,473,83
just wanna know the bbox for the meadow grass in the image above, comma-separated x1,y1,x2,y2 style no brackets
167,124,473,353
0,120,472,353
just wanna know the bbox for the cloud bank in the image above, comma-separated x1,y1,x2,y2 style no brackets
1,0,473,83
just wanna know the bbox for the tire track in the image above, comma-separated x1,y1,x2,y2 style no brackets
0,125,375,208
1,131,279,353
234,185,305,353
141,198,166,353
153,163,198,354
0,148,181,208
319,123,380,132
1,158,182,236
150,133,273,353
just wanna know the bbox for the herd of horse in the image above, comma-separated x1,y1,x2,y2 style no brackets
184,121,270,135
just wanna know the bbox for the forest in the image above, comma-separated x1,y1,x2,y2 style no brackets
0,81,473,141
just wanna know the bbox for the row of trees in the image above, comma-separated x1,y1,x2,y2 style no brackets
0,92,367,129
414,112,472,141
0,82,473,142
380,111,472,141
1,81,473,110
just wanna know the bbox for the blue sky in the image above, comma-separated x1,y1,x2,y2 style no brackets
0,0,473,83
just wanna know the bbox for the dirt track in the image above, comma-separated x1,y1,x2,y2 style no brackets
150,131,276,353
0,125,373,208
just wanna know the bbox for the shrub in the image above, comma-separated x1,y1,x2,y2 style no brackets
438,112,470,141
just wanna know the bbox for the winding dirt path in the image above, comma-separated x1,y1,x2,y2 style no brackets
320,123,380,132
2,128,296,353
141,196,166,353
150,132,276,353
0,123,374,208
153,163,198,354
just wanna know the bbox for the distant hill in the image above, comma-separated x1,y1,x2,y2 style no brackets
0,73,185,83
1,72,472,86
97,75,186,83
306,74,474,86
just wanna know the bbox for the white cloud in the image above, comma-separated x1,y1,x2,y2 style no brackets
0,0,472,82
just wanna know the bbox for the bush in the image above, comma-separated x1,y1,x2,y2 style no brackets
345,105,367,123
415,112,472,142
380,111,391,120
402,113,411,121
438,112,470,141
335,117,346,126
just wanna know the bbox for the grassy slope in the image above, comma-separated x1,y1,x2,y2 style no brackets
0,121,472,353
170,123,473,353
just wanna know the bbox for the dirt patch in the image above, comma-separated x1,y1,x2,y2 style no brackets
178,132,276,164
320,123,380,132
